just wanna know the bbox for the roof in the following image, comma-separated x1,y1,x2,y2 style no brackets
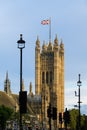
0,91,35,115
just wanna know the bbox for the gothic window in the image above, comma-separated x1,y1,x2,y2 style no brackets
42,72,45,84
46,71,48,84
50,71,52,83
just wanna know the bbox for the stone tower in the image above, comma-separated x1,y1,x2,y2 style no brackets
4,71,11,95
29,82,33,96
35,35,64,128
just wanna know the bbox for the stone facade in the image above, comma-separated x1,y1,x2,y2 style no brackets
35,35,64,128
3,35,64,129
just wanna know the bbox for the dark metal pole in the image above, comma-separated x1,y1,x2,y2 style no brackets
77,74,81,130
78,85,80,130
65,108,67,130
17,34,25,130
20,49,22,92
20,48,23,130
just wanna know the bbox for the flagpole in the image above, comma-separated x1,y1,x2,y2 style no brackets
49,17,51,42
41,18,51,42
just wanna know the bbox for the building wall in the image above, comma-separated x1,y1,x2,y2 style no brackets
35,36,64,129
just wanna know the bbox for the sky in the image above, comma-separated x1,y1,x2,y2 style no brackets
0,0,87,114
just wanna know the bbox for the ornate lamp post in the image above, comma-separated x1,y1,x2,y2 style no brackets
75,74,82,130
17,34,25,130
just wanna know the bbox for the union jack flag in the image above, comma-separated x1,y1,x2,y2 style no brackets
41,19,50,25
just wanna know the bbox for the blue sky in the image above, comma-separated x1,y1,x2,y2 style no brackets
0,0,87,114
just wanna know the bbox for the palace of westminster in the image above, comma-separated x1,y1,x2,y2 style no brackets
0,35,64,129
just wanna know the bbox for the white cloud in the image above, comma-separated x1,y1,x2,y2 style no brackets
65,80,87,109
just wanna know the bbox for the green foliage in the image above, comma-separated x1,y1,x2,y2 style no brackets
68,109,87,130
69,109,78,130
0,105,14,129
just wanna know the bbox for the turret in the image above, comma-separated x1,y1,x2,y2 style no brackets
59,39,64,113
29,82,33,96
54,35,58,50
60,39,64,55
42,41,47,52
47,41,53,51
36,36,40,49
35,36,41,95
54,35,58,45
53,35,59,91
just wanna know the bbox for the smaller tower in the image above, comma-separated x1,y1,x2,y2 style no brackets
47,40,52,51
4,71,11,95
29,82,33,96
42,41,47,52
35,36,41,94
54,34,58,46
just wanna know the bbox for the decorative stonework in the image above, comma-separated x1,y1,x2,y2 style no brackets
35,35,64,128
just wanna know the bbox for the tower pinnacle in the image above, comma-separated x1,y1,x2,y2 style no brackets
54,34,58,45
36,36,40,47
4,71,11,95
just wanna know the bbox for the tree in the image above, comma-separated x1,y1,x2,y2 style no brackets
0,105,14,130
69,109,78,130
68,109,87,130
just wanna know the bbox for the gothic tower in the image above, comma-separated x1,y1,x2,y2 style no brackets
35,35,64,128
4,71,11,95
29,82,33,96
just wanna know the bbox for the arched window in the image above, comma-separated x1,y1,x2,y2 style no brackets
42,72,45,84
46,71,48,84
50,71,52,83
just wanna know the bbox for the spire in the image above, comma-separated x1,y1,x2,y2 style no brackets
60,39,64,49
53,35,58,51
47,41,52,51
42,41,47,51
29,82,33,96
6,71,8,80
4,71,11,95
30,82,32,93
60,39,64,54
36,36,40,48
54,34,58,45
49,40,52,46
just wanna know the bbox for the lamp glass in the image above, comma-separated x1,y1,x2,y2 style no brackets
18,42,25,49
77,81,82,86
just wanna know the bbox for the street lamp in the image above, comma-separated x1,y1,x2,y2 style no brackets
75,74,82,130
17,34,25,130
